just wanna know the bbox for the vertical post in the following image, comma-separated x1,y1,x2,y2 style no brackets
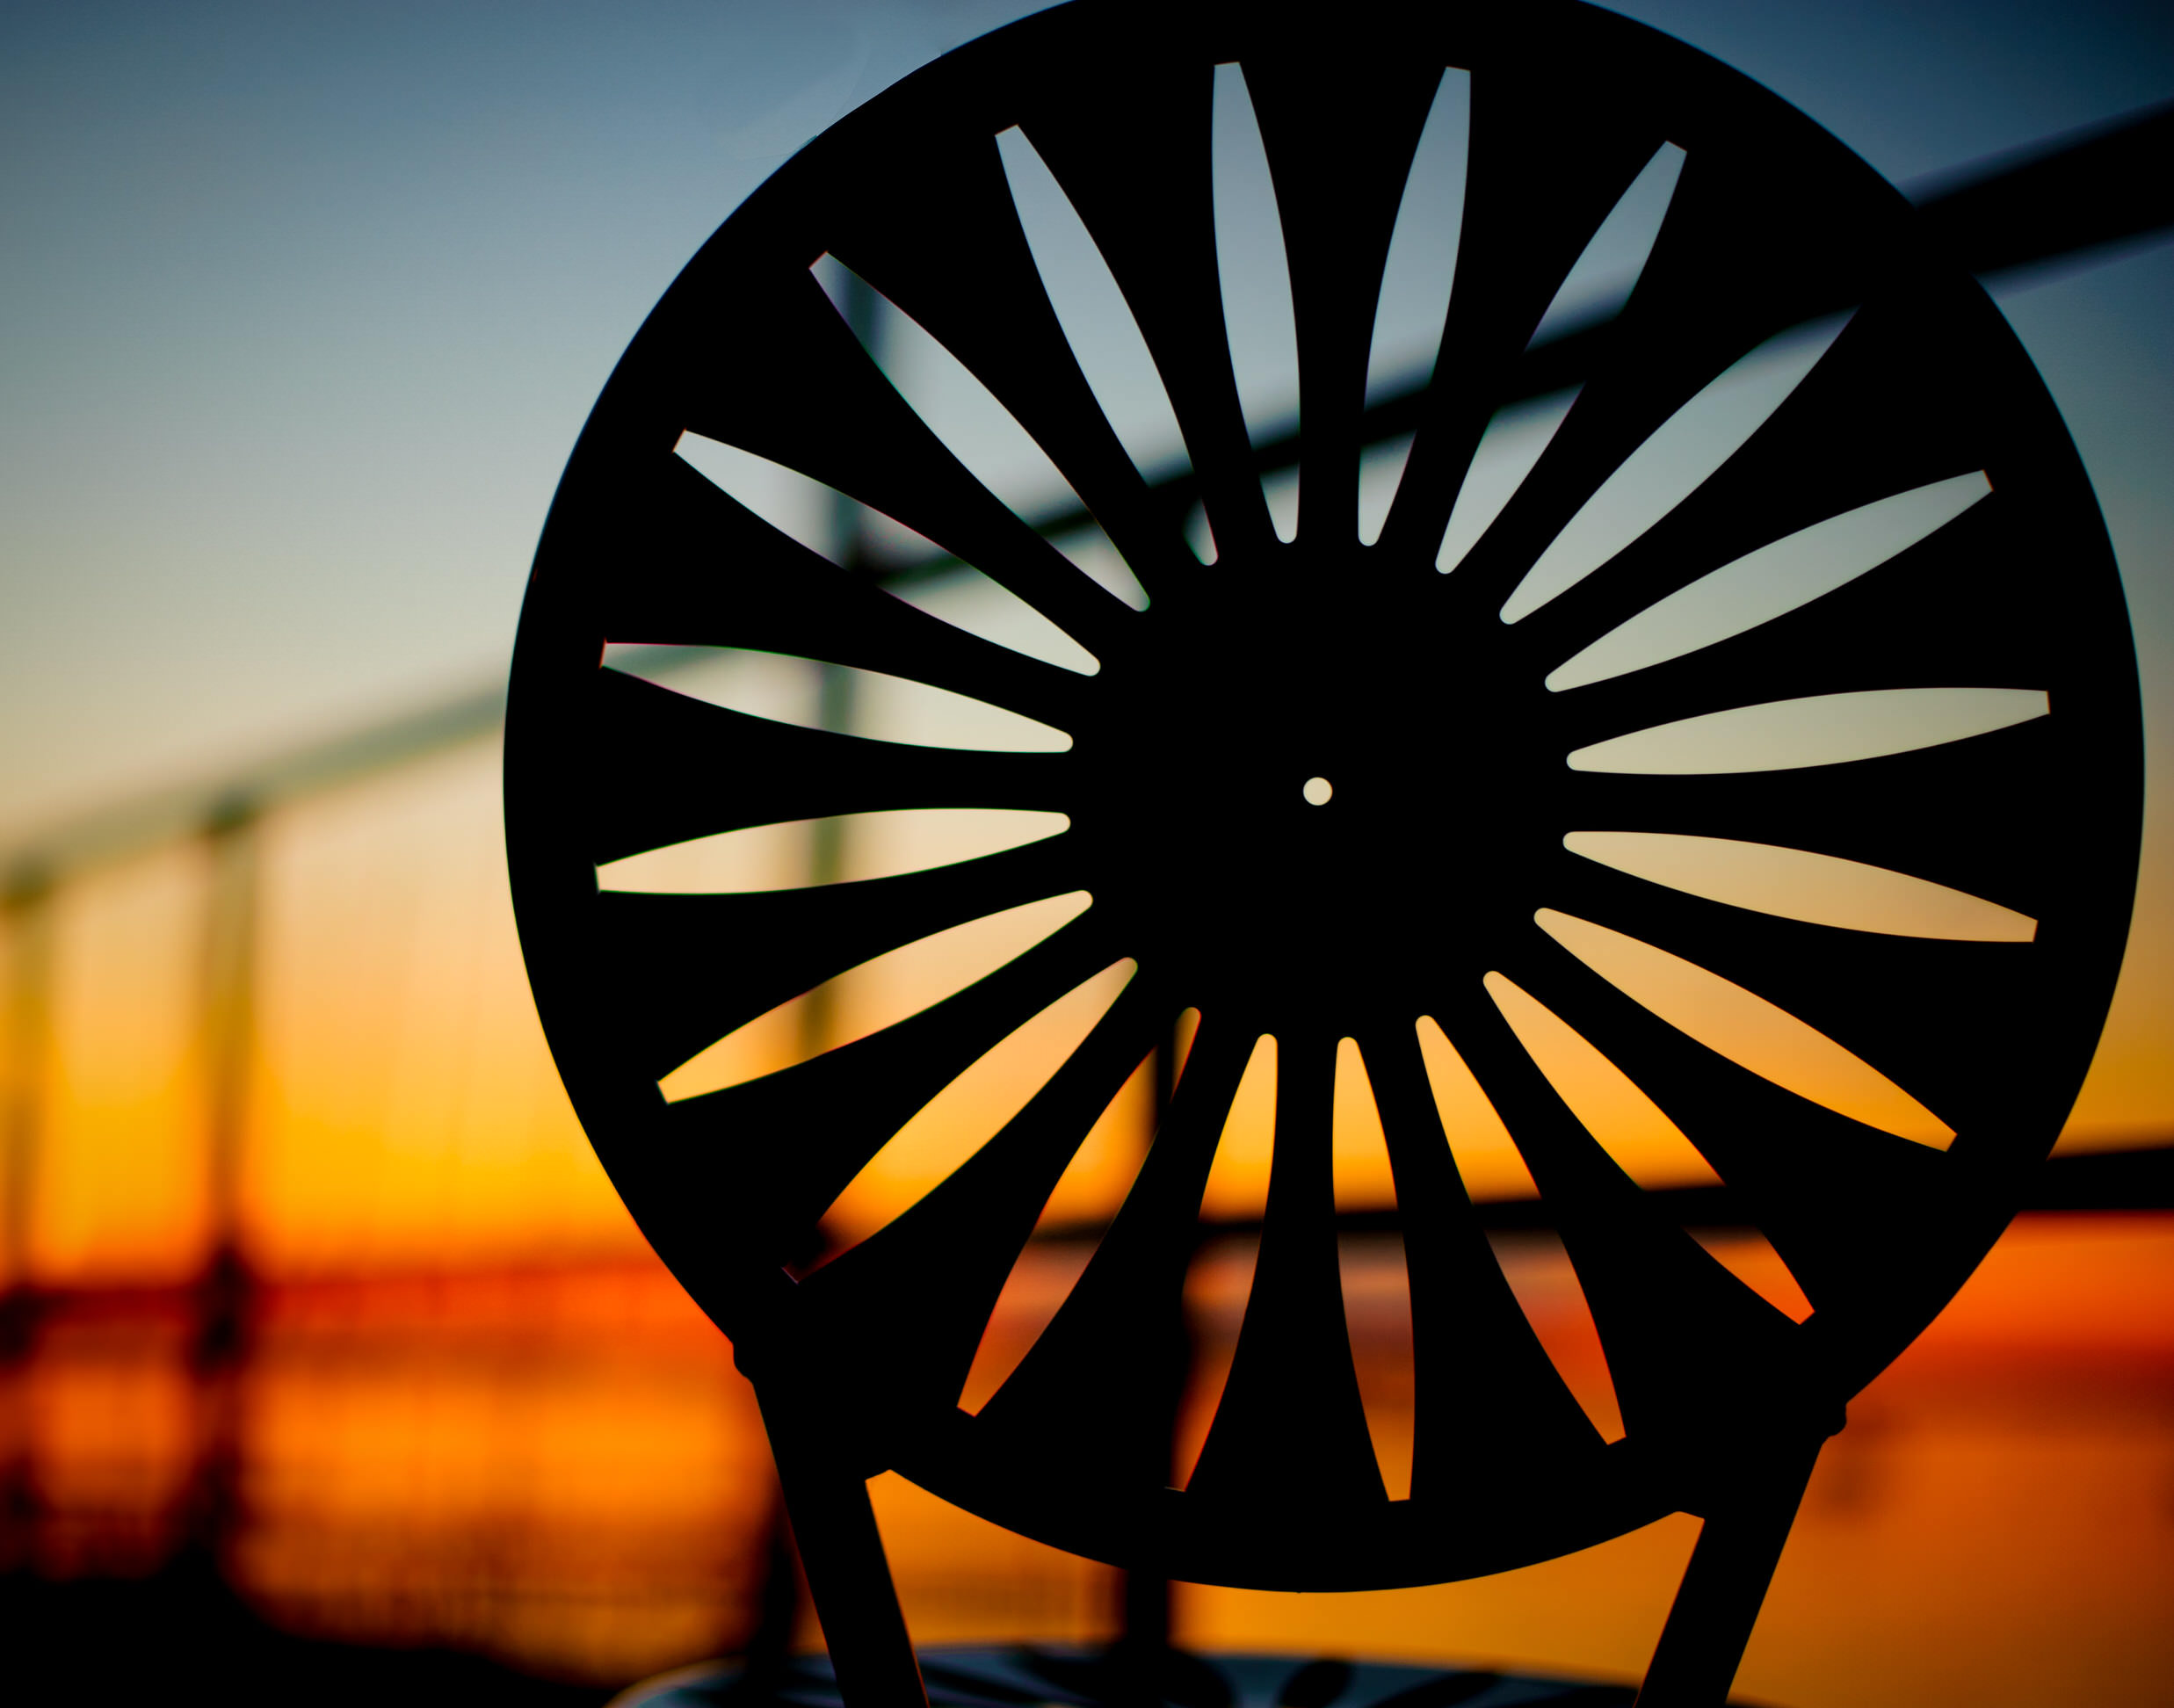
758,1386,928,1708
802,669,859,881
1634,1433,1825,1708
736,1490,804,1685
201,801,259,1282
743,258,900,1697
796,259,878,1077
0,872,54,1573
1114,1020,1181,1663
188,799,261,1560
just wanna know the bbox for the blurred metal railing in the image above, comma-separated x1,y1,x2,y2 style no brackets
0,90,2166,1674
0,97,2165,1335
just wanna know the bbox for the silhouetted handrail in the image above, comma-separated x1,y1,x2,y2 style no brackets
1910,97,2174,281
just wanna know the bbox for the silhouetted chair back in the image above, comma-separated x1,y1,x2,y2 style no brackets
506,5,2142,1704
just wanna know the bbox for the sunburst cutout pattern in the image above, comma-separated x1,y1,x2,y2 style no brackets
510,5,2140,1587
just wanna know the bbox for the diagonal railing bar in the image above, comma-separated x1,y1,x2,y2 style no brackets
0,683,510,901
1906,96,2174,281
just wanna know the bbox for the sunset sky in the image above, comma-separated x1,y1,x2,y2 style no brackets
3,10,2170,1704
4,0,2171,1270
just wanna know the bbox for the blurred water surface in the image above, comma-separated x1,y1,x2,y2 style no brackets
4,1217,2168,1703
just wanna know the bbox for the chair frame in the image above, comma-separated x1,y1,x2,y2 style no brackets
505,4,2143,1702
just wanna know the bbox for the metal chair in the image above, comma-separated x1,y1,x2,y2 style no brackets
504,4,2141,1702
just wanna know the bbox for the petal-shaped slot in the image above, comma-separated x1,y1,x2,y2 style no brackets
1488,1228,1624,1443
677,422,919,567
1435,387,1581,573
1567,688,2049,775
599,808,1070,895
1175,1234,1257,1490
1334,1035,1398,1213
1176,1032,1276,1487
815,257,1149,612
888,567,1105,681
1171,1006,1202,1086
658,892,1091,1104
1547,472,1995,691
1563,831,2036,943
811,956,1138,1266
1198,1031,1278,1222
1414,1015,1538,1201
1185,500,1218,566
959,1046,1158,1413
599,642,822,740
1359,432,1416,548
1533,910,1954,1148
1527,142,1686,348
1263,465,1301,546
603,643,1070,754
1214,63,1302,542
675,431,1098,675
1688,1227,1814,1324
1482,972,1723,1191
958,1242,1096,1416
1036,1041,1156,1234
996,128,1193,494
1335,1039,1415,1500
1501,311,1852,622
1363,69,1470,412
599,817,811,895
1047,522,1151,612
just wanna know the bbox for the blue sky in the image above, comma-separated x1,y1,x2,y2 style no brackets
2,0,2170,1111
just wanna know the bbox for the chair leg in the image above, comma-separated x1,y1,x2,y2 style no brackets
1633,1434,1825,1708
758,1386,929,1708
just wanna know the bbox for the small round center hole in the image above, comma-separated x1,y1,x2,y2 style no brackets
1302,776,1333,807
